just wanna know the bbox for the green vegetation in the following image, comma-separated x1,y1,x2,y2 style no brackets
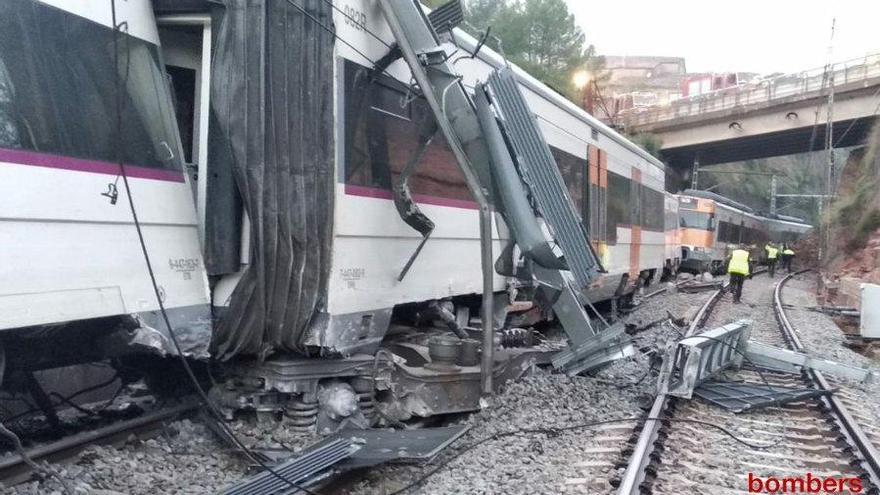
628,133,663,158
831,122,880,252
418,0,601,100
695,151,829,225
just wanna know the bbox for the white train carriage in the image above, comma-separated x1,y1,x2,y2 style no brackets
1,0,668,371
323,0,669,316
0,0,213,364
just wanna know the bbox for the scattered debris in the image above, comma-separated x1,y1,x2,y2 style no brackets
744,341,875,383
679,280,724,293
658,320,752,398
338,425,469,469
693,379,830,413
219,437,361,495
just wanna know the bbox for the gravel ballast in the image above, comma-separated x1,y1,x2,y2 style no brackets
3,287,723,495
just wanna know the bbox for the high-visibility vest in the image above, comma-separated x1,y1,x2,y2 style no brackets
766,246,779,260
783,248,794,256
729,249,750,276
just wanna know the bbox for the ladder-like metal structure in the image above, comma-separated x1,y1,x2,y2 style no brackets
376,0,633,380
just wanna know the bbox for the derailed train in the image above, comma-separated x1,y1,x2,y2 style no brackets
0,0,810,425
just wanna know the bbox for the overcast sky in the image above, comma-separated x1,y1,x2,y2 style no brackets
566,0,880,75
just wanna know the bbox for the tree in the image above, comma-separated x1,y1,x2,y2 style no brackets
465,0,598,98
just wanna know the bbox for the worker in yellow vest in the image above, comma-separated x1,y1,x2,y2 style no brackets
765,243,779,277
726,246,751,303
781,245,795,273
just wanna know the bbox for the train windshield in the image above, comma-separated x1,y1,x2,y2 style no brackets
0,0,182,171
679,210,715,230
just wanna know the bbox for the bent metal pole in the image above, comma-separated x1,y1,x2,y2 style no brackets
376,0,495,394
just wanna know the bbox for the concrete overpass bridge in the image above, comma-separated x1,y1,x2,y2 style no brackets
622,54,880,172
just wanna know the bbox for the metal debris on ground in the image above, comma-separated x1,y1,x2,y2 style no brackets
337,425,470,469
219,437,361,495
678,280,724,293
693,379,830,413
658,320,752,398
744,341,876,383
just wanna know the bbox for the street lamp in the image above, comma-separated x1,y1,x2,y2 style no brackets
573,70,594,114
573,70,591,89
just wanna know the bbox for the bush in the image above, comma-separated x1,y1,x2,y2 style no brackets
846,208,880,252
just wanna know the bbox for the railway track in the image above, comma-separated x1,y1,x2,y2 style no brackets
0,400,199,487
616,272,880,494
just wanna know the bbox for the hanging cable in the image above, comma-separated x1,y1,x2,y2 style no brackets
0,421,73,495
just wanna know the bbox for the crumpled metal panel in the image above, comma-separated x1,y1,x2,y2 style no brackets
209,0,335,360
338,425,469,469
694,379,829,413
659,319,752,398
485,69,603,289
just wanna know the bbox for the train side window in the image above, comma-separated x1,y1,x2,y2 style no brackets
343,60,469,202
0,0,183,171
552,146,585,219
0,57,26,148
640,186,664,231
606,171,630,244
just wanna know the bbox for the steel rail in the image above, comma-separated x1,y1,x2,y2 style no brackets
616,280,727,494
0,401,199,486
773,271,880,489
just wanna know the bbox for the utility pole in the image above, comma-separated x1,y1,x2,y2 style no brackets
770,174,778,215
691,154,700,189
820,18,836,265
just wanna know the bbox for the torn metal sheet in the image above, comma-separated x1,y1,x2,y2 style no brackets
744,341,875,383
219,438,360,495
338,425,470,469
658,320,752,398
694,380,830,413
105,305,213,359
210,0,336,360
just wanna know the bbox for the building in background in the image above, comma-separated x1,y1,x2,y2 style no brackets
598,55,687,125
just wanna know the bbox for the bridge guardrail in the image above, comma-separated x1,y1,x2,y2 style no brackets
622,53,880,128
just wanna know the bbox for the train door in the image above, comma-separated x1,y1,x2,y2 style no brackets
157,16,211,246
157,14,250,308
587,144,609,268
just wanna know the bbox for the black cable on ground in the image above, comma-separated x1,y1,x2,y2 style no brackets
107,2,317,493
0,421,73,495
386,414,778,495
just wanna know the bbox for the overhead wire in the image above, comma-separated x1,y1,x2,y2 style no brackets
283,0,402,84
107,1,317,493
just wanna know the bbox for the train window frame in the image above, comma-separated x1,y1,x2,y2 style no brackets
606,171,631,244
0,0,184,172
679,210,715,231
341,59,471,202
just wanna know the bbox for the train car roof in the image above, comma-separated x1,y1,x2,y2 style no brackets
450,27,667,174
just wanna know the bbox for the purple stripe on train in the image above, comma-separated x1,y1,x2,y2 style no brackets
0,147,186,183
